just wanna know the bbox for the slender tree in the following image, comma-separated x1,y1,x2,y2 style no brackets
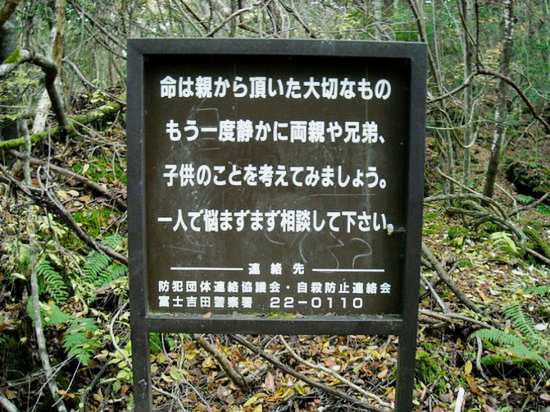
483,0,514,198
461,0,475,187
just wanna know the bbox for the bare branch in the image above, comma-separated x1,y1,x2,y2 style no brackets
206,6,253,37
229,334,386,412
194,335,248,390
9,150,127,211
279,336,392,409
0,169,128,265
419,309,493,329
68,0,126,56
422,243,483,314
477,68,550,133
278,1,317,38
0,101,121,150
0,395,19,412
30,256,69,412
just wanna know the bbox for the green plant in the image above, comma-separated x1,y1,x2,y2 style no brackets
62,318,100,364
526,284,550,297
489,232,521,257
41,303,101,364
82,235,127,288
36,259,69,303
470,303,549,370
415,350,447,394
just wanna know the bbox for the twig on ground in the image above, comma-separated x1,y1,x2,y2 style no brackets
422,243,482,314
0,396,19,412
10,149,127,211
279,336,392,409
151,385,188,411
475,337,488,380
30,255,68,412
525,248,550,265
453,387,466,412
109,303,130,366
420,273,450,313
79,361,109,409
229,334,385,412
0,168,128,265
507,193,549,218
194,334,248,390
419,309,492,329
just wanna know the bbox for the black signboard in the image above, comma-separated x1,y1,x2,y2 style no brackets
128,39,426,411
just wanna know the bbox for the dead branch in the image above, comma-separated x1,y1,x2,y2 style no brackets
507,193,549,218
424,192,507,219
179,1,209,31
419,309,492,329
206,6,253,37
229,334,385,412
474,337,488,380
477,68,549,133
422,243,483,314
0,395,19,412
0,169,128,265
279,336,392,409
278,1,317,38
428,71,476,105
420,273,449,313
0,49,68,134
63,58,125,106
30,256,68,412
0,101,122,150
525,248,550,265
446,206,527,245
9,150,127,211
194,334,248,390
68,0,126,55
428,69,549,133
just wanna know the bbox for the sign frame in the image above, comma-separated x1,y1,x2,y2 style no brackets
128,38,426,411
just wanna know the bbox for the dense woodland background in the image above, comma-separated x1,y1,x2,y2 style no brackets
0,0,548,411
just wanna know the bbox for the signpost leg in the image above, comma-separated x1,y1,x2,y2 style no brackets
131,325,152,411
395,328,418,411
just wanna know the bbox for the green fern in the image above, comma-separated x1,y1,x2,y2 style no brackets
82,253,127,287
63,318,100,364
40,302,101,364
36,259,69,303
504,304,541,346
470,303,549,371
96,263,128,286
102,234,124,250
471,328,524,347
83,252,111,286
82,235,127,287
526,284,550,297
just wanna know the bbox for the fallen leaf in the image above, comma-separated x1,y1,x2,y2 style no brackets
263,372,275,392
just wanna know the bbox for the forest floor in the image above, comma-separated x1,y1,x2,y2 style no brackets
0,97,548,411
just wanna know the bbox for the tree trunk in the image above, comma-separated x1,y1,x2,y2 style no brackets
483,0,514,198
32,0,65,135
462,0,475,187
0,7,19,143
373,0,384,40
